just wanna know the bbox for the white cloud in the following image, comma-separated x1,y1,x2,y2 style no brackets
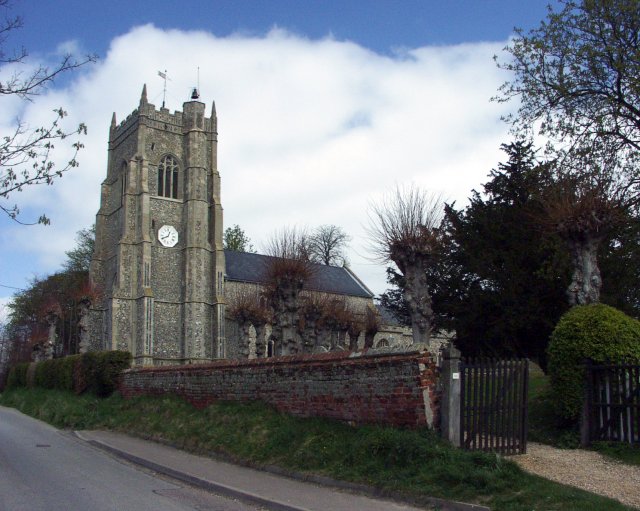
0,25,514,299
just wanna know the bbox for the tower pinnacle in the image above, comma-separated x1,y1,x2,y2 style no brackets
140,84,148,107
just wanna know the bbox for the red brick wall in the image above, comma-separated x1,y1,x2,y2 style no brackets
119,350,440,429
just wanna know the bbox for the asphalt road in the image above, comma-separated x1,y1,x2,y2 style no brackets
0,406,263,511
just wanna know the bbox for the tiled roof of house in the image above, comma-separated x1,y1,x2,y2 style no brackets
224,250,373,299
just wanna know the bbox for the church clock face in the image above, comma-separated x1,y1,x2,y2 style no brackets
158,224,179,247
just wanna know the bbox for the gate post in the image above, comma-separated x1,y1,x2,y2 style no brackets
580,358,593,447
440,344,461,447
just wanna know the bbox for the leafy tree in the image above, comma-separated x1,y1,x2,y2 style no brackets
496,0,640,168
223,224,255,252
378,268,410,326
7,270,91,357
439,142,570,365
599,215,640,317
0,0,95,225
63,225,95,272
308,225,351,266
368,186,444,345
5,225,98,361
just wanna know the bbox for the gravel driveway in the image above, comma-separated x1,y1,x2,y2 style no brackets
512,442,640,509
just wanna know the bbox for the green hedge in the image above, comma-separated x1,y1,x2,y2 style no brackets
33,355,82,391
547,304,640,421
5,351,131,397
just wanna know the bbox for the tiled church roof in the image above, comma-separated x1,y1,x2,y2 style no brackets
224,250,373,299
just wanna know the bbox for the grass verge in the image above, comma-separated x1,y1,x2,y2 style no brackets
0,387,634,511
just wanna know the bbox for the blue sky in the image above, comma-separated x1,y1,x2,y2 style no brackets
1,0,556,312
19,1,554,55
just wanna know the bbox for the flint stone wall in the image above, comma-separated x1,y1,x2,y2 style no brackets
119,349,440,429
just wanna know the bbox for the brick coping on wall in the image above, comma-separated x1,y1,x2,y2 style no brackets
125,347,431,374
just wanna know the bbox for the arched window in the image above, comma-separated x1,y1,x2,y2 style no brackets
157,155,179,199
376,338,389,348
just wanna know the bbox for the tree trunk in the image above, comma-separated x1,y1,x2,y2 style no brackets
402,261,433,344
348,329,361,351
364,331,375,349
272,277,303,355
254,323,267,358
301,318,318,353
316,326,332,351
239,321,252,358
567,236,602,306
77,300,90,354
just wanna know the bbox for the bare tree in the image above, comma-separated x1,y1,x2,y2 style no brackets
368,186,444,345
0,0,96,224
308,225,351,266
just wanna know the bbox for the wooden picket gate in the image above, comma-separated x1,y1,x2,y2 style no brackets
460,358,529,455
582,359,640,445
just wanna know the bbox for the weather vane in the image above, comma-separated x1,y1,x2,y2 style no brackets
158,69,171,108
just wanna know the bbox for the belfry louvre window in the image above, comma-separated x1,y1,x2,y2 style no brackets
158,155,179,198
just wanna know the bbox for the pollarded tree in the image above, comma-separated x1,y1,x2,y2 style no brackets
0,0,95,224
227,286,271,358
264,227,314,355
367,186,444,345
540,167,633,305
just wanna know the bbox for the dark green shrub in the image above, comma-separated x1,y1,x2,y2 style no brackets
77,351,131,397
547,304,640,421
6,362,29,389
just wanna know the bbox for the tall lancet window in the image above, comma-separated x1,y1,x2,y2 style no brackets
120,162,127,207
157,155,179,199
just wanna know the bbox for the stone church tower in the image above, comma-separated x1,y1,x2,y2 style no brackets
89,85,226,364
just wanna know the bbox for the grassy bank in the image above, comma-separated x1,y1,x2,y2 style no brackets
0,388,634,511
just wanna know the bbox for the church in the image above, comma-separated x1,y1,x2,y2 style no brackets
88,86,412,365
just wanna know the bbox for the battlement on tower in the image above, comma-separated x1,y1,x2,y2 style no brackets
110,98,216,148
